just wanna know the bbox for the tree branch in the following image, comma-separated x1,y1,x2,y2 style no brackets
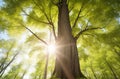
75,27,102,40
44,12,57,40
0,52,19,77
0,45,13,69
20,23,48,45
33,0,57,40
21,70,27,79
74,18,112,40
72,3,84,28
0,43,14,75
69,6,74,13
43,11,57,40
49,7,57,40
32,0,50,23
21,9,49,25
50,22,57,40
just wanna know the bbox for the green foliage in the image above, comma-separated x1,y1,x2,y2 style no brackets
0,0,120,79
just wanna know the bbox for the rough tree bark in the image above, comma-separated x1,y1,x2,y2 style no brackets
53,0,85,79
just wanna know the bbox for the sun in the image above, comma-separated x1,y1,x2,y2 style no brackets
47,44,56,54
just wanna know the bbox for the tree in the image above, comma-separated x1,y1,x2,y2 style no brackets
0,0,120,79
52,0,85,78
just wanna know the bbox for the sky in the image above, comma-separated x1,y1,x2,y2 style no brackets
0,0,7,40
0,30,10,40
0,0,4,7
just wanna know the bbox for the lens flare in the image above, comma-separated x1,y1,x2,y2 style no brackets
47,44,56,54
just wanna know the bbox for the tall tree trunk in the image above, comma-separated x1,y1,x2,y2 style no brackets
53,0,85,79
44,53,49,79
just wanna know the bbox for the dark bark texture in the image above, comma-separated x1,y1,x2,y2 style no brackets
53,0,85,79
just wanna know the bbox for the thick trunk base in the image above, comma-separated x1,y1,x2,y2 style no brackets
52,0,85,79
53,37,85,79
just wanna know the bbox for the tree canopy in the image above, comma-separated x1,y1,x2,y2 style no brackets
0,0,120,79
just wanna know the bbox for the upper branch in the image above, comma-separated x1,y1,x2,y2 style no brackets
50,22,57,40
32,0,50,23
72,3,84,28
75,27,102,40
20,23,48,45
33,0,57,40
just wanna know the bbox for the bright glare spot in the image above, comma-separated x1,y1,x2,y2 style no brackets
18,33,27,44
102,28,106,32
47,44,56,54
0,30,10,40
23,74,30,79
